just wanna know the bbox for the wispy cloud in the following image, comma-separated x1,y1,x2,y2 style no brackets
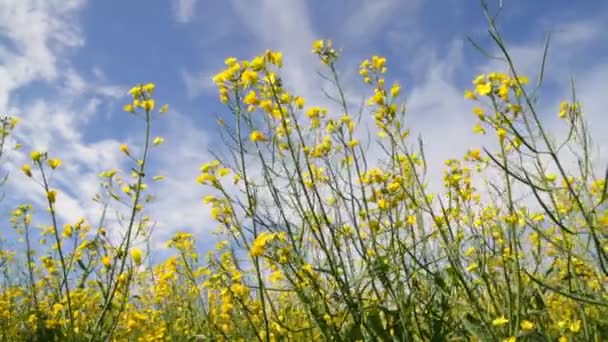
0,0,86,110
181,68,215,99
0,0,128,231
173,0,198,24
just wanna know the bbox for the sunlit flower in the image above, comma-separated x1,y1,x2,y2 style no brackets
131,247,143,265
250,130,268,143
22,164,32,177
30,150,43,162
47,190,57,204
152,137,164,146
120,143,130,155
520,320,534,331
47,158,61,169
492,316,509,326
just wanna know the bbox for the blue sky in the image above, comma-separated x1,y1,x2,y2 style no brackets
1,0,607,254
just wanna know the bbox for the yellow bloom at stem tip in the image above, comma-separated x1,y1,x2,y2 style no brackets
250,232,275,257
569,320,581,333
312,40,324,53
47,158,61,170
464,89,476,99
250,130,268,143
476,82,492,96
30,150,43,162
22,164,32,177
124,104,135,113
120,144,130,155
102,255,111,268
152,137,164,146
492,315,509,326
131,247,143,265
520,320,534,331
390,83,401,98
497,128,507,141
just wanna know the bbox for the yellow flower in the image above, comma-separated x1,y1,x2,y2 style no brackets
224,57,238,66
22,164,32,177
219,86,229,103
47,190,57,204
128,85,143,98
159,104,169,113
47,158,61,169
390,83,401,98
123,104,135,113
62,224,73,238
520,320,534,331
142,99,155,111
569,320,581,333
267,50,283,67
492,315,509,326
372,55,386,69
99,169,117,178
473,123,486,134
101,255,112,268
241,70,258,87
143,83,155,94
152,137,164,146
472,107,485,119
120,143,130,155
473,74,486,85
131,247,143,265
559,101,569,118
250,56,265,71
476,82,492,96
269,270,284,283
243,90,258,106
377,198,389,210
31,150,43,162
468,149,481,161
230,283,249,297
502,337,516,342
497,128,507,141
250,232,274,257
464,89,476,99
250,130,268,143
406,214,416,225
312,40,324,53
294,96,305,109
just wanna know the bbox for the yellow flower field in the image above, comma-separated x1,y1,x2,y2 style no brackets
0,3,607,342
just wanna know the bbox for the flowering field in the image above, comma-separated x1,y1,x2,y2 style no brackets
1,2,607,342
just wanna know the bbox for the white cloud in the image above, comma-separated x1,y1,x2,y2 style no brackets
181,68,216,98
0,0,133,236
338,0,420,45
0,0,86,110
173,0,198,23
